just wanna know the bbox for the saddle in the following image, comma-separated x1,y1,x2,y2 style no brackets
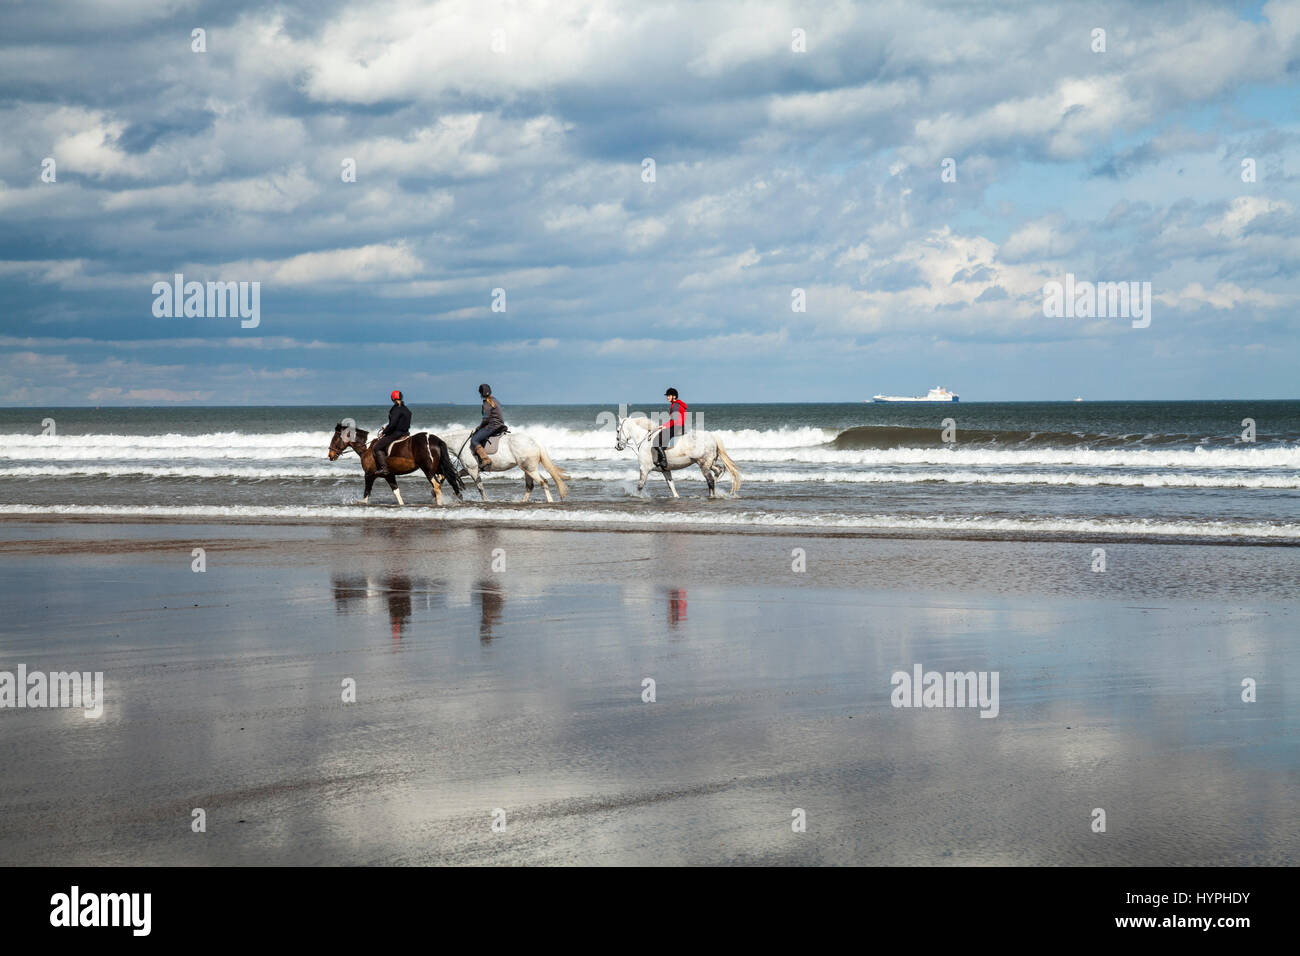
481,427,508,456
369,434,411,457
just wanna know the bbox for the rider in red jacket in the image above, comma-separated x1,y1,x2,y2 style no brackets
652,387,687,469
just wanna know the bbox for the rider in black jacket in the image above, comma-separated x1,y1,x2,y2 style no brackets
374,390,412,477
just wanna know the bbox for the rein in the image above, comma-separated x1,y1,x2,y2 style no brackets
616,418,657,455
617,417,675,481
453,435,472,467
330,428,370,460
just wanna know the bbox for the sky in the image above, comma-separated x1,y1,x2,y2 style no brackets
1,0,1299,405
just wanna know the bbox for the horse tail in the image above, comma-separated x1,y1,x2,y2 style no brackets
538,446,570,500
435,435,464,498
713,437,742,496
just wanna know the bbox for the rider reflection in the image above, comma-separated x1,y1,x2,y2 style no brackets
668,588,687,628
474,579,505,643
385,575,412,641
330,573,425,643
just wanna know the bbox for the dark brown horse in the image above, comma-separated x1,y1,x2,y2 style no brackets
328,424,464,506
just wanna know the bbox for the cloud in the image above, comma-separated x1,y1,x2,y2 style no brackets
0,0,1298,402
85,387,213,402
225,242,427,284
1156,282,1294,311
678,248,761,290
1000,215,1077,262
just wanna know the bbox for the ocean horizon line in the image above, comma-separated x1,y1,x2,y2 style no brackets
4,397,1300,410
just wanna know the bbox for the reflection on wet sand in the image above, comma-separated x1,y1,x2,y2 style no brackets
1,521,1298,866
329,571,506,645
668,588,687,628
331,574,439,642
475,579,505,643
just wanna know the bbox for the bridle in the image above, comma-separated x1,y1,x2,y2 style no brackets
328,427,367,461
614,418,651,454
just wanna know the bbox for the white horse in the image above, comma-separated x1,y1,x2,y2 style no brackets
443,429,571,502
614,417,742,498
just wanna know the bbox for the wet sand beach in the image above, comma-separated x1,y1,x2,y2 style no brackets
1,518,1296,865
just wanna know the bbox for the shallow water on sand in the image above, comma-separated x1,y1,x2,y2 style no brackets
1,523,1295,865
3,402,1299,545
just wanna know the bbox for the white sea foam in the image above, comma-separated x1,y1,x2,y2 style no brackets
567,467,1300,488
723,445,1300,469
3,428,1296,470
1,503,1295,539
5,463,1299,490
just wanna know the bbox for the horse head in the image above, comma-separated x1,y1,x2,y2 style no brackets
328,422,368,460
615,417,652,451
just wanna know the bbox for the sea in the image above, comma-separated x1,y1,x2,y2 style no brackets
2,401,1298,543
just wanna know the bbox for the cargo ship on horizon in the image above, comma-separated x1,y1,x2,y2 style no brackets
870,386,960,403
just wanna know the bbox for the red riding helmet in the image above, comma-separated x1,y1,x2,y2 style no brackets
391,390,402,402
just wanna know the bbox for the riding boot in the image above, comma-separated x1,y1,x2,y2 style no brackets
374,448,390,477
475,447,492,470
653,446,667,470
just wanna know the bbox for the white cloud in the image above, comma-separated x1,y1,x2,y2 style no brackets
678,248,761,290
223,242,426,285
1205,196,1293,240
1000,215,1077,262
1157,282,1294,311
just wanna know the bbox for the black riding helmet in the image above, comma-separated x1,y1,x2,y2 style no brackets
479,384,492,398
665,387,678,398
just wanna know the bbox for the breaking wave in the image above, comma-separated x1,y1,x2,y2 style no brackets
3,428,1295,470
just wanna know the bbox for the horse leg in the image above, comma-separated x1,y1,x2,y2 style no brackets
424,461,443,506
706,449,723,481
388,476,404,506
417,453,443,506
700,461,717,498
526,466,553,503
636,459,649,496
522,473,534,503
362,472,375,504
467,465,487,501
664,468,680,498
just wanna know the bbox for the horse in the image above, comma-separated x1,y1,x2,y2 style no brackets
327,424,464,506
441,428,570,503
614,417,741,498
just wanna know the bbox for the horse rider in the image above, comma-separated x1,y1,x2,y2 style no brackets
471,383,506,468
651,387,688,470
373,389,411,477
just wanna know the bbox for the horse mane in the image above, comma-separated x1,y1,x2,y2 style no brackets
624,416,655,430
